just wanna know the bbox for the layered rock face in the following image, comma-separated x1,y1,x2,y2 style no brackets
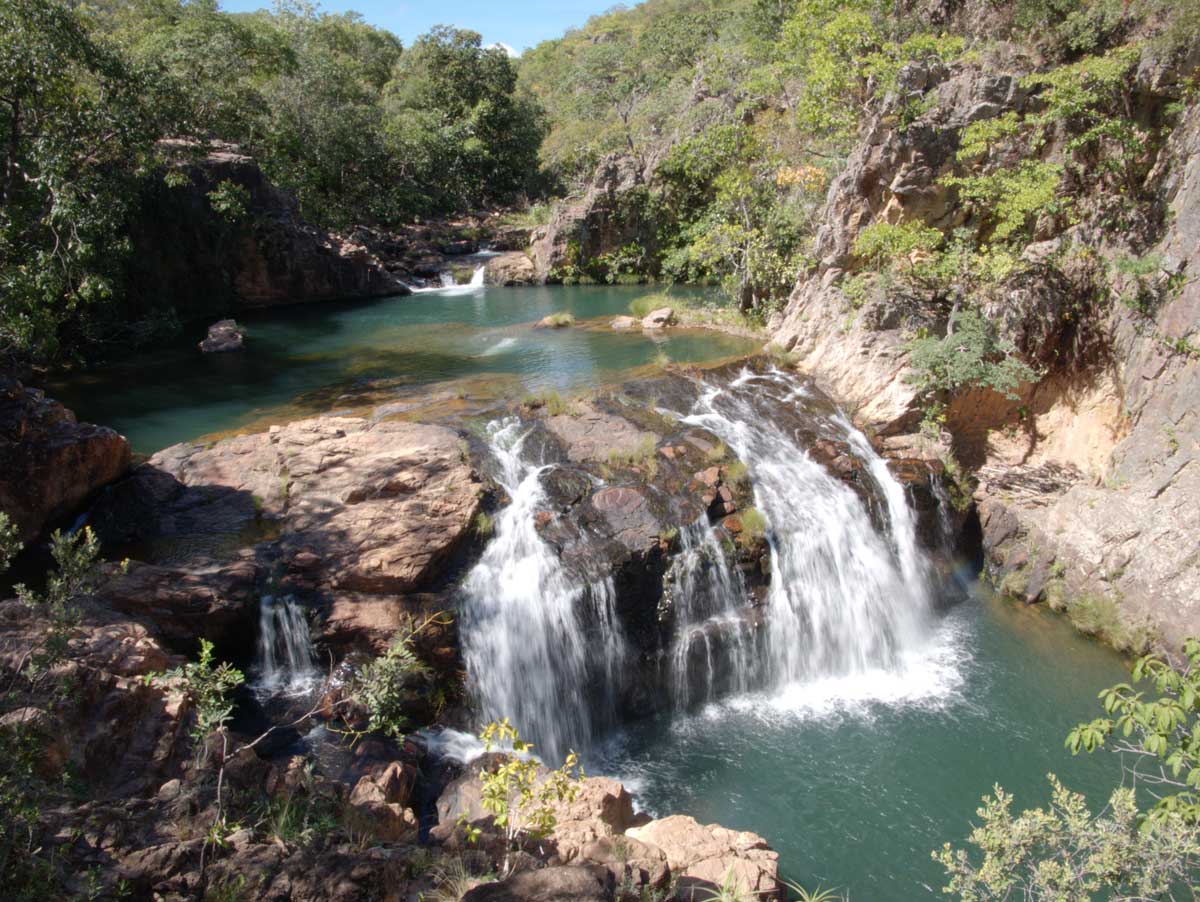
0,377,130,542
127,144,406,320
92,415,485,662
529,155,656,281
767,56,1200,649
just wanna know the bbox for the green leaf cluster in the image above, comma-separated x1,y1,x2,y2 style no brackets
905,309,1038,400
462,718,583,874
148,638,245,763
350,631,430,740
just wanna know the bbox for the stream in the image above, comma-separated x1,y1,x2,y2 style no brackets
54,283,1130,898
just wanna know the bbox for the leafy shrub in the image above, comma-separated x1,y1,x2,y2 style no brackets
206,180,251,223
905,309,1037,399
460,719,583,874
852,221,944,268
148,639,245,763
541,312,575,328
350,632,431,740
0,512,18,573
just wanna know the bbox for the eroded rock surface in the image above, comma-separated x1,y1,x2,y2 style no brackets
0,377,130,542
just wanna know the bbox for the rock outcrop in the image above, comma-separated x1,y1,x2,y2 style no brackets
530,155,657,282
436,751,779,900
199,318,245,352
767,54,1200,650
0,377,131,542
486,251,538,286
127,143,406,321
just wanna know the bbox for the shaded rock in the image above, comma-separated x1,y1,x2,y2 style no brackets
199,319,244,353
641,307,676,329
131,143,406,317
627,815,780,899
578,836,669,890
486,252,537,286
139,418,483,595
97,557,260,650
346,761,419,842
461,865,614,902
0,707,68,779
0,378,131,542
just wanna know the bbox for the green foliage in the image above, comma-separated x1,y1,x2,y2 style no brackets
206,180,251,223
350,631,430,740
0,0,173,368
462,719,583,874
1068,639,1200,824
148,639,244,763
523,388,569,416
14,527,103,675
944,161,1066,243
0,512,19,574
934,775,1200,899
607,435,660,477
738,507,768,543
905,310,1038,400
540,312,575,328
852,221,944,267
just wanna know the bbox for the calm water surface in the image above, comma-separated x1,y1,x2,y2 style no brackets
51,284,758,453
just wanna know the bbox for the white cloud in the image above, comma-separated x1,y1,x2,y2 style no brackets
489,41,520,58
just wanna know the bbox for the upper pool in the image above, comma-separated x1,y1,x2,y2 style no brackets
49,284,760,453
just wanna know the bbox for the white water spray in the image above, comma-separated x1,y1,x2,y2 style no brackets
254,595,319,696
682,369,932,689
459,419,626,763
665,519,762,710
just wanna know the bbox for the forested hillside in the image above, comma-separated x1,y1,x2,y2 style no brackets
520,0,1197,313
1,0,543,367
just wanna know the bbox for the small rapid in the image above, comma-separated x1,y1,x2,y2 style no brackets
253,594,319,696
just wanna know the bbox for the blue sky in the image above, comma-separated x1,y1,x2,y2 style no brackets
218,1,624,53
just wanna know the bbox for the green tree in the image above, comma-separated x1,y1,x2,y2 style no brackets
0,0,173,367
937,641,1200,898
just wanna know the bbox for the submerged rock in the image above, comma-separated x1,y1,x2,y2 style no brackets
610,315,638,330
198,318,244,352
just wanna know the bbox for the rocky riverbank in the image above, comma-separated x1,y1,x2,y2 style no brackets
0,354,956,900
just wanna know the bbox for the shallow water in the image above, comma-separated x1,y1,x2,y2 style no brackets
592,582,1130,898
50,285,758,453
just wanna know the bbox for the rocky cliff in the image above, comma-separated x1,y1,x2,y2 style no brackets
769,50,1200,652
126,143,407,321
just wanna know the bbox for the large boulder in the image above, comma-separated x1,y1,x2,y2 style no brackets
198,319,244,353
627,815,781,900
486,252,537,286
127,142,406,319
135,417,484,595
640,307,676,329
461,865,614,902
0,378,130,542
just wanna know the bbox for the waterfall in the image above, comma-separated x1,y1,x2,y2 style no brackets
439,271,456,288
254,594,319,695
468,265,486,288
682,369,932,689
665,520,762,710
459,418,626,764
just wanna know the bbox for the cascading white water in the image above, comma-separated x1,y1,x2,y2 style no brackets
459,418,626,763
468,265,485,288
439,271,456,288
254,594,319,695
682,369,932,688
665,520,762,710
